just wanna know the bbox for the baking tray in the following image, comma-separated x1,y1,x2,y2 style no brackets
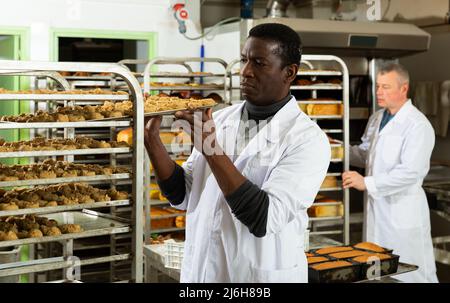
308,261,361,283
0,172,130,188
351,254,400,280
88,104,216,121
0,210,130,248
356,262,418,283
0,199,130,217
0,121,132,128
0,147,131,158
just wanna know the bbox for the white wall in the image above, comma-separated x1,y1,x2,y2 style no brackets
0,0,203,65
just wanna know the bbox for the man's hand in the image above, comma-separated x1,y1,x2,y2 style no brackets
144,115,162,147
174,108,220,156
342,171,367,191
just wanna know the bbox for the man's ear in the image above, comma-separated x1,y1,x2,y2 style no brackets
401,83,409,95
285,64,299,83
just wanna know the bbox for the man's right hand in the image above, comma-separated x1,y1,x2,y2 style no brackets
143,115,175,182
144,115,163,142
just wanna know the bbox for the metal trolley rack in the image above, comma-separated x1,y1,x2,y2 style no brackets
140,57,229,243
0,60,144,282
294,55,350,248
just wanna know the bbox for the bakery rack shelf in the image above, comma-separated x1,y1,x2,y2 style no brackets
309,216,344,222
312,201,343,206
0,121,131,128
0,200,130,217
298,100,342,104
0,211,130,249
0,173,131,188
148,72,225,78
0,59,144,282
296,55,350,248
322,129,343,134
142,57,229,97
143,85,224,91
309,230,343,236
0,94,129,101
151,227,185,234
149,199,171,207
290,85,342,90
318,187,342,192
0,147,131,158
298,70,343,76
0,254,130,278
308,115,344,120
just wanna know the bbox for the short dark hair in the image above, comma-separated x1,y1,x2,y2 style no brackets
377,61,410,84
248,23,302,67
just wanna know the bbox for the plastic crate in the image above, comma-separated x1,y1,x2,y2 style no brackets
164,241,184,270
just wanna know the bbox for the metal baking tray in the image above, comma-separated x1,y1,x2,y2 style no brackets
0,121,131,128
147,85,224,91
0,199,130,217
0,172,130,188
291,84,343,90
88,105,216,121
308,261,361,283
0,147,131,158
0,210,130,248
0,94,129,101
143,105,215,117
356,262,418,283
351,254,400,280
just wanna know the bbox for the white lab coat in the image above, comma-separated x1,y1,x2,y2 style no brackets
173,97,330,283
350,100,438,283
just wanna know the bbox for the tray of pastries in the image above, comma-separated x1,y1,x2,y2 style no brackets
0,88,126,95
0,182,129,211
306,242,404,282
0,137,129,153
0,211,129,247
0,214,83,242
0,159,130,185
0,96,216,123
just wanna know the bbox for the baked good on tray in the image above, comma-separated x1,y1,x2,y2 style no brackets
329,250,370,259
315,246,353,255
310,261,352,270
353,242,387,253
307,256,329,264
352,253,392,263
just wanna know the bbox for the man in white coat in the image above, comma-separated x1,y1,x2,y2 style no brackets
342,62,438,283
144,23,330,282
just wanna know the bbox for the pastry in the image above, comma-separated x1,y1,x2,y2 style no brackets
308,256,329,264
315,246,353,255
352,253,392,263
329,250,370,259
310,261,352,270
353,242,387,253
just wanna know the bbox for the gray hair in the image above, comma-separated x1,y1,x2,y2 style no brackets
377,61,410,85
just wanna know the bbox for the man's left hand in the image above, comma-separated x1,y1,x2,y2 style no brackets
342,171,366,191
174,108,220,156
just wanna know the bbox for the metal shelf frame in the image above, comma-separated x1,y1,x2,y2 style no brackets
0,59,144,282
299,55,350,247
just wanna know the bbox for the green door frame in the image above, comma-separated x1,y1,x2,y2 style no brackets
49,28,158,62
0,26,31,153
0,26,30,280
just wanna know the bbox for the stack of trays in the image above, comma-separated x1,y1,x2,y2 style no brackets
307,242,399,283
